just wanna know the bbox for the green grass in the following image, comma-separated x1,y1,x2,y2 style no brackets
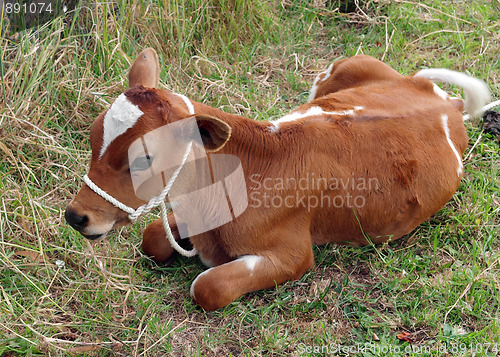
1,0,499,356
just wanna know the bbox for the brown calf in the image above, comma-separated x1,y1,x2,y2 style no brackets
65,49,490,310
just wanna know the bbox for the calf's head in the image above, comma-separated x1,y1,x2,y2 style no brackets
65,48,231,239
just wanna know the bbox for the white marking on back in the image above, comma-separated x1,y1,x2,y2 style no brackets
440,114,463,176
100,93,144,158
432,83,449,100
237,255,262,276
173,92,195,115
415,68,491,118
269,106,364,132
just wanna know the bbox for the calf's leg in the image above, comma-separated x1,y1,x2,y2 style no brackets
190,230,314,310
142,214,181,263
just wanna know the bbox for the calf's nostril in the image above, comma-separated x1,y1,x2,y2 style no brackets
65,209,89,231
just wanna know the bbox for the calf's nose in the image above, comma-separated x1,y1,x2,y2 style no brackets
65,208,89,232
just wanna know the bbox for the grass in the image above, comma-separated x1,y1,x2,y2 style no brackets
0,0,499,356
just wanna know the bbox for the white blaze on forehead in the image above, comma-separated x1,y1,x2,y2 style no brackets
99,93,144,158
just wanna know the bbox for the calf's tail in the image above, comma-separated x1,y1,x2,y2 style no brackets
414,68,491,119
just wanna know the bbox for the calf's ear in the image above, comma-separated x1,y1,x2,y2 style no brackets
128,48,160,88
195,115,232,152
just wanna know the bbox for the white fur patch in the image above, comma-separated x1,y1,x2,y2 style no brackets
321,63,335,82
308,63,335,102
415,68,491,118
440,114,463,176
237,255,262,275
100,93,144,158
190,268,212,299
190,256,262,299
199,255,214,268
269,106,363,132
173,92,195,115
308,79,320,103
82,223,113,237
432,83,449,101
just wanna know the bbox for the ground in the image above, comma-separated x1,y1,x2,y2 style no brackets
0,1,499,356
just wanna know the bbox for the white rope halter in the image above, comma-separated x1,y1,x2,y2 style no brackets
83,141,197,257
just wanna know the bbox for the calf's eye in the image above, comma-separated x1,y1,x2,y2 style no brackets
130,155,153,172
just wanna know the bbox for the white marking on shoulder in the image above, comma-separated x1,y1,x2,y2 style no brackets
308,79,321,102
274,106,324,126
190,268,212,299
308,63,335,102
269,106,364,132
237,255,262,276
440,114,463,176
100,93,144,158
321,63,335,82
173,92,195,115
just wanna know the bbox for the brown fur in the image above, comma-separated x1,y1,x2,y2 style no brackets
66,53,470,310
